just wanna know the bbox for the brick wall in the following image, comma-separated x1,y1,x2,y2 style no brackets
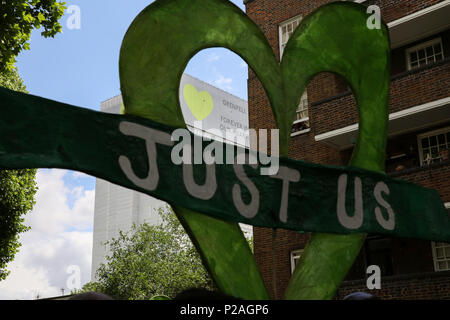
246,0,450,299
313,59,450,136
253,227,310,299
244,0,446,26
360,0,446,24
335,270,450,300
245,0,449,130
392,162,450,202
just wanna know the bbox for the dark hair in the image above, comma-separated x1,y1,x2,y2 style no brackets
343,292,378,300
68,292,114,300
174,288,241,300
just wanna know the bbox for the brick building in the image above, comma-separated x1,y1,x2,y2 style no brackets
243,0,450,299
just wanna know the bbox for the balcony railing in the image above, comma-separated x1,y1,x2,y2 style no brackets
311,58,450,137
386,160,450,206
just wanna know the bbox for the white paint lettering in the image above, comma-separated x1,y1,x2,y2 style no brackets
374,181,395,230
118,121,173,191
337,174,363,229
270,166,300,223
183,144,217,200
232,154,260,219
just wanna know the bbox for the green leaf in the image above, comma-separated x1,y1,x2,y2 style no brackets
37,12,46,22
0,1,65,72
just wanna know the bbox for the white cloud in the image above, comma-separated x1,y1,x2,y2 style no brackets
0,169,94,300
207,53,221,62
214,75,233,92
0,262,58,300
72,171,89,179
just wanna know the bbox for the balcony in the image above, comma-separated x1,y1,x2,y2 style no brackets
389,157,449,186
385,158,450,210
336,270,450,300
388,0,450,49
314,58,450,149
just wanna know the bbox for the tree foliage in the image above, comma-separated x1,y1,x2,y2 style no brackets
83,206,214,299
0,0,66,280
0,67,38,281
0,67,27,92
0,0,66,72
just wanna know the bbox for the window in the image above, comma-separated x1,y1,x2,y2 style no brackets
291,92,310,136
279,15,302,58
364,236,394,277
432,242,450,271
406,38,444,70
279,16,310,136
417,127,450,166
290,249,303,274
432,203,450,271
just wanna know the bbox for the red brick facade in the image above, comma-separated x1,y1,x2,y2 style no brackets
245,0,450,299
335,270,450,300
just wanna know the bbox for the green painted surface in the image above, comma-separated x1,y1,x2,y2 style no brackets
0,0,446,300
119,0,392,299
0,86,447,243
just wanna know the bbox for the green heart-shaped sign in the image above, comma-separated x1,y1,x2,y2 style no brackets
119,0,390,299
183,83,214,121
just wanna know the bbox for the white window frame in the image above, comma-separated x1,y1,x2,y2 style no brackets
417,126,450,166
279,16,310,137
291,121,311,137
291,91,310,137
290,249,303,274
431,203,450,272
294,91,309,121
279,14,303,59
406,37,444,71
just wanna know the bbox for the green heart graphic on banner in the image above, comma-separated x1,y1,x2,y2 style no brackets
183,83,214,120
119,0,390,299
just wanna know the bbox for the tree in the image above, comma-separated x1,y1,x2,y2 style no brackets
0,66,27,92
83,205,214,299
0,0,66,72
0,0,66,280
0,67,38,281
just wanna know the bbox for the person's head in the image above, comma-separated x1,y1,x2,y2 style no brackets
68,292,113,300
174,288,241,300
343,291,378,300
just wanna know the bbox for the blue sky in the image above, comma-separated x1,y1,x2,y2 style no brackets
0,0,249,299
17,0,248,201
17,0,248,109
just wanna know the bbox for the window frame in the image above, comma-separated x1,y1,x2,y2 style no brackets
417,126,450,166
278,14,303,59
364,235,394,277
290,249,303,274
291,91,310,136
279,16,310,137
405,37,444,71
431,203,450,272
